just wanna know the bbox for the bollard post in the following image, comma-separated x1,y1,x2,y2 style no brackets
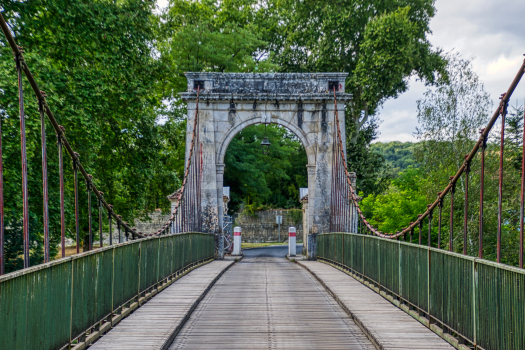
233,226,242,255
288,226,296,257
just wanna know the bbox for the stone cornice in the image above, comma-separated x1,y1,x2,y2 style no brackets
180,92,352,102
182,72,352,102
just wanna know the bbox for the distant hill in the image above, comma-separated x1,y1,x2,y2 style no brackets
371,141,418,175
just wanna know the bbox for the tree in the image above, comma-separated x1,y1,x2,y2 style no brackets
360,166,427,235
414,52,500,257
266,0,447,139
157,0,276,95
224,124,307,213
258,0,446,194
0,0,178,270
371,141,418,175
346,117,392,196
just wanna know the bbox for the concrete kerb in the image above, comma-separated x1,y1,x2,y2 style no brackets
286,254,306,262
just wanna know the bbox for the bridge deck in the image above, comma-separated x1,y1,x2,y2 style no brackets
89,254,454,350
89,260,234,350
298,261,454,350
169,256,375,350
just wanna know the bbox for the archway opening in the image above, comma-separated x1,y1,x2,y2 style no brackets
224,124,308,213
223,123,308,244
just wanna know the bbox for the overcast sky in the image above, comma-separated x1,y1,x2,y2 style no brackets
156,0,525,143
377,0,525,143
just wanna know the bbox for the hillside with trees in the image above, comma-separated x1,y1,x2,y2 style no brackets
371,141,419,175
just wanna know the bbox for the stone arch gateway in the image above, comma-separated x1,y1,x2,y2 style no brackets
180,73,352,258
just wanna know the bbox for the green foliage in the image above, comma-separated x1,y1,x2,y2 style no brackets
411,53,525,265
371,141,418,175
158,0,447,198
346,118,392,196
224,124,307,213
266,0,447,136
361,167,427,234
158,0,276,95
289,209,302,225
0,0,181,271
259,0,446,193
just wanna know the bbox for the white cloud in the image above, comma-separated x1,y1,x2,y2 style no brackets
377,0,525,143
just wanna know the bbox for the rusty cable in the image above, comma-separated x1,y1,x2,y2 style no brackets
332,59,525,240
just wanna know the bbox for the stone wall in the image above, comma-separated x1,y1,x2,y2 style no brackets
131,208,304,243
134,210,171,235
235,209,303,243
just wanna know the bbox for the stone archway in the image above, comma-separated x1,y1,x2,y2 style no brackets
180,73,352,258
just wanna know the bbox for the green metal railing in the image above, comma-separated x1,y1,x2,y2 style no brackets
318,232,525,350
0,232,214,350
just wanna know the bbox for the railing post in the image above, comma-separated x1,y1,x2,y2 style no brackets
16,51,30,268
463,157,470,255
0,114,4,275
418,217,423,245
479,130,486,259
87,177,93,251
516,104,525,269
428,209,433,247
438,193,443,249
449,178,456,252
58,127,66,258
99,195,103,248
117,219,121,244
472,259,478,347
39,97,50,262
73,154,80,253
108,206,113,246
497,97,507,263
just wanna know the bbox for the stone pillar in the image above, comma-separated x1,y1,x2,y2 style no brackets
301,194,309,255
216,165,225,259
306,165,316,257
216,164,225,228
308,102,336,260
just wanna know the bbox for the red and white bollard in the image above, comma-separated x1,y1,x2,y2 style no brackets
288,226,296,257
233,226,242,256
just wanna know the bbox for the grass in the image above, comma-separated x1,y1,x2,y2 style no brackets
241,242,302,249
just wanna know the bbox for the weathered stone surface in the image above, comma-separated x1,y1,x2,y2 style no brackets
180,72,352,258
234,209,304,243
183,72,351,95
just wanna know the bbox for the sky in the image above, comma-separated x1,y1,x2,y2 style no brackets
377,0,525,143
156,0,525,143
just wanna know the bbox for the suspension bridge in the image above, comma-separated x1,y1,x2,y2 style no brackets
1,11,524,350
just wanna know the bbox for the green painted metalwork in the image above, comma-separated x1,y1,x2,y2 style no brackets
0,232,214,350
318,232,525,350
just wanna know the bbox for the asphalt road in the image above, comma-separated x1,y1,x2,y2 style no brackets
242,243,303,257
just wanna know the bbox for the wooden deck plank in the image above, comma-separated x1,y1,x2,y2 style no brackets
89,260,234,350
169,256,375,350
297,261,454,350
